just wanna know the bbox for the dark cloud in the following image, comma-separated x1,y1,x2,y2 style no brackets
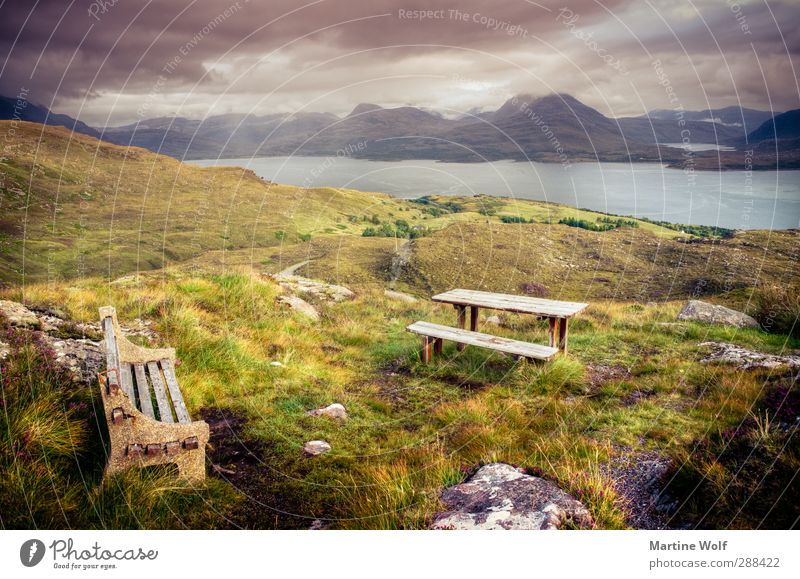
0,0,797,125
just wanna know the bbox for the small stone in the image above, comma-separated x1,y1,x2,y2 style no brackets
309,519,324,530
307,403,347,420
270,361,283,367
484,315,502,325
303,440,331,457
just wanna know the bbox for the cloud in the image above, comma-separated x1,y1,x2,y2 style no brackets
0,0,796,125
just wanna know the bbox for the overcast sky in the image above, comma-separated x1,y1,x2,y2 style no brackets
1,0,798,126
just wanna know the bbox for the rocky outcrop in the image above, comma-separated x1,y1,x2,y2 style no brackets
0,300,40,328
677,300,759,329
303,440,331,457
431,463,592,530
273,264,354,304
0,300,160,382
700,342,800,370
307,403,347,420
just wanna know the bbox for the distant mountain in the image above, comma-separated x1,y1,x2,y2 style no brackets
0,95,100,138
7,92,786,167
745,109,800,143
640,107,776,133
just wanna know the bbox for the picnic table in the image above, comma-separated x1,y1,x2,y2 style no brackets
431,288,588,354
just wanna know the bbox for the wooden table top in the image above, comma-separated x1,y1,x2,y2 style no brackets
431,288,589,318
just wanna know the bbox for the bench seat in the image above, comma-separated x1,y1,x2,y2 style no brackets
407,321,558,362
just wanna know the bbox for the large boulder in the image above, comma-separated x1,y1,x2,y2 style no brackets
677,300,759,329
431,463,592,530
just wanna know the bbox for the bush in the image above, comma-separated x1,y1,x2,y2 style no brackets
499,215,532,224
751,284,800,337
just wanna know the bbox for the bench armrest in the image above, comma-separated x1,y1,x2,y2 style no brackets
99,306,176,364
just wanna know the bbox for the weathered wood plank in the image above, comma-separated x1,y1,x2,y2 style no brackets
160,359,191,424
433,289,588,317
119,363,135,402
101,317,120,391
407,321,558,360
147,361,174,423
548,317,557,348
133,363,155,419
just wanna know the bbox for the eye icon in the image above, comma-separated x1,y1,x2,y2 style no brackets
20,539,46,567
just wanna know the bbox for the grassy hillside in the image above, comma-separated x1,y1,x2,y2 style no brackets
3,270,797,529
1,121,798,530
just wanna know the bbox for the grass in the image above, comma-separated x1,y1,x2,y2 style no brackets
2,270,797,529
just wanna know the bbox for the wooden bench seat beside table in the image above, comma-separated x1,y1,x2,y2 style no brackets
432,289,588,354
407,321,558,363
98,306,209,483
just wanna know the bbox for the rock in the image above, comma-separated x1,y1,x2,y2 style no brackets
384,290,417,303
431,463,592,530
699,342,800,370
484,315,502,325
278,295,320,320
0,300,40,328
0,340,9,360
309,519,325,530
270,361,283,367
303,440,331,457
307,403,347,420
41,334,104,384
677,300,759,329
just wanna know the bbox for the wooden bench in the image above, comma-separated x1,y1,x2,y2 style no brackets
407,321,558,363
98,306,208,482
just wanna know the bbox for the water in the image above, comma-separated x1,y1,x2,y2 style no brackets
660,142,736,152
190,156,800,230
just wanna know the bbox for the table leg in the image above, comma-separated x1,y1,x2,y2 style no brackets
558,317,568,354
456,305,466,351
434,338,443,355
421,336,432,364
548,317,557,348
470,306,479,331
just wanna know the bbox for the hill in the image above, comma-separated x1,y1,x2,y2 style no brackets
745,109,800,143
0,95,100,138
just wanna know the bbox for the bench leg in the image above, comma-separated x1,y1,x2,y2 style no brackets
433,337,443,355
421,336,432,364
456,306,467,351
548,317,557,348
558,318,568,354
470,306,479,332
